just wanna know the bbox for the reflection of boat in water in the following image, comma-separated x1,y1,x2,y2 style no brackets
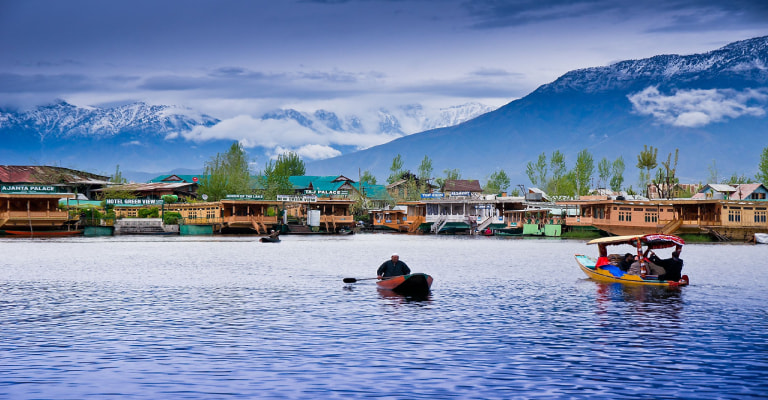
376,273,433,296
754,233,768,244
2,229,83,237
576,234,689,287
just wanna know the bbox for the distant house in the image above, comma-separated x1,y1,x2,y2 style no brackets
148,174,204,184
94,182,199,201
692,184,738,200
731,183,768,201
0,165,110,199
442,180,483,198
648,183,701,199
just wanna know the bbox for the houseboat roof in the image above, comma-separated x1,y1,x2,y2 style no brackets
0,165,109,184
444,180,483,192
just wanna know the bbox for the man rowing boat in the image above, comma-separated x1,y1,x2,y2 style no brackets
377,253,411,278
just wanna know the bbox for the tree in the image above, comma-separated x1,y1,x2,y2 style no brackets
547,150,567,196
636,145,658,197
199,141,252,201
651,149,679,199
724,172,752,185
387,154,404,184
416,155,434,193
435,168,461,191
573,149,594,196
610,157,625,192
359,170,377,186
756,147,768,184
597,158,611,189
485,170,511,194
526,153,548,187
708,160,720,184
111,165,127,184
273,151,306,176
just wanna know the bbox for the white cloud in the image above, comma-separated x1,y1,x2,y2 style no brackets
628,86,768,127
271,144,342,161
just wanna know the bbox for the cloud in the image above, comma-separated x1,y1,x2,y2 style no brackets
628,86,768,127
271,144,342,160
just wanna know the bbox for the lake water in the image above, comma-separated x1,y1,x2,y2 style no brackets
1,233,766,399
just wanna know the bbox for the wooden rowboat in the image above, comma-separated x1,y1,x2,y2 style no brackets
2,229,83,237
260,236,280,243
376,273,433,295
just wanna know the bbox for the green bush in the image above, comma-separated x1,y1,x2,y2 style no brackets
163,212,182,225
138,207,160,218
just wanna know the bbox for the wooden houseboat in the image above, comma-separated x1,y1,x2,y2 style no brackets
422,194,525,234
0,188,77,234
219,198,281,234
370,201,426,233
560,196,768,241
504,205,570,237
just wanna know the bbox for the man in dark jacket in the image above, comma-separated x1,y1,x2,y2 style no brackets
649,250,684,281
377,253,411,278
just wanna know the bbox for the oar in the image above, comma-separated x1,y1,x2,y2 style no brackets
343,277,380,283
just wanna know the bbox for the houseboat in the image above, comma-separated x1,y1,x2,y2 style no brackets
561,196,768,241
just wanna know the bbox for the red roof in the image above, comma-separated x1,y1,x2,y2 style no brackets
0,165,109,183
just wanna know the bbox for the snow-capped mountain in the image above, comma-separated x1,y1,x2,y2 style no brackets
309,36,768,184
0,101,220,140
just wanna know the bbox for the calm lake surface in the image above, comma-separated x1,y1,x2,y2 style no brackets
1,233,766,399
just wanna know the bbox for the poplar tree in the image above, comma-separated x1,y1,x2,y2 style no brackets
199,141,252,201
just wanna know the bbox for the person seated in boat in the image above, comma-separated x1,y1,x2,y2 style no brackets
619,253,634,272
377,253,411,278
649,250,683,281
268,229,279,239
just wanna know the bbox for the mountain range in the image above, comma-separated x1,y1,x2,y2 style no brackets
2,36,767,187
0,100,495,180
309,35,768,187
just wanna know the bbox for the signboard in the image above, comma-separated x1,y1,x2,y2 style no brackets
1,185,58,194
225,194,264,200
420,193,445,199
277,195,318,202
449,191,471,197
303,190,348,196
105,198,164,206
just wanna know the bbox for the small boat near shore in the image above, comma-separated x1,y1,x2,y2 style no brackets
260,236,280,243
376,273,433,295
576,234,689,287
2,229,83,237
754,232,768,244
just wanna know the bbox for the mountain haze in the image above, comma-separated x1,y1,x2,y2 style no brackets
308,36,768,187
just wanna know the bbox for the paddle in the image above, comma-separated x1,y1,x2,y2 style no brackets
342,277,380,283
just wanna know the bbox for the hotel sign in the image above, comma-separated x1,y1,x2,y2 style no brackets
105,198,164,206
1,185,58,194
449,191,471,197
277,195,318,202
421,193,445,199
225,194,264,200
303,190,348,196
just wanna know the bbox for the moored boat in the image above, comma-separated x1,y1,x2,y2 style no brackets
260,236,280,243
376,273,433,295
575,234,689,287
754,232,768,244
2,229,83,237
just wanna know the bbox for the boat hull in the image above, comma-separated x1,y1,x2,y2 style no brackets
376,273,433,295
575,255,688,287
260,237,281,243
755,233,768,244
2,229,83,237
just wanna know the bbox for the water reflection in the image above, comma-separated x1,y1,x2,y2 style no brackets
377,288,432,304
594,282,683,304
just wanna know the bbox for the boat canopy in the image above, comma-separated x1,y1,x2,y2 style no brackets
588,234,685,257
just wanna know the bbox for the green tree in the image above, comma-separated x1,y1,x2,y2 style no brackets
273,151,306,176
708,160,720,184
526,152,548,187
416,155,434,193
387,154,404,184
724,172,753,185
756,147,768,184
651,149,679,199
610,157,625,192
636,145,658,197
260,153,299,200
111,164,127,184
573,149,594,196
547,150,567,196
199,141,252,201
359,170,377,186
485,170,511,194
435,168,461,191
597,158,611,189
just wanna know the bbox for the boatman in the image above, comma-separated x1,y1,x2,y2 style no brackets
377,253,411,278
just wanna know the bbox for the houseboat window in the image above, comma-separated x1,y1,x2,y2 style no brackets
757,207,767,210
728,209,741,222
618,211,631,222
644,211,658,223
634,208,644,212
755,211,767,223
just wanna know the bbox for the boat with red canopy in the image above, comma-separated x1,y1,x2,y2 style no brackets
575,234,689,286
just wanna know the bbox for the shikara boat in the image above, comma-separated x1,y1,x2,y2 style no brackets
260,236,281,243
2,229,84,237
575,234,689,287
376,273,433,295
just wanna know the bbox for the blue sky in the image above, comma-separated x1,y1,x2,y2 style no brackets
1,0,767,161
